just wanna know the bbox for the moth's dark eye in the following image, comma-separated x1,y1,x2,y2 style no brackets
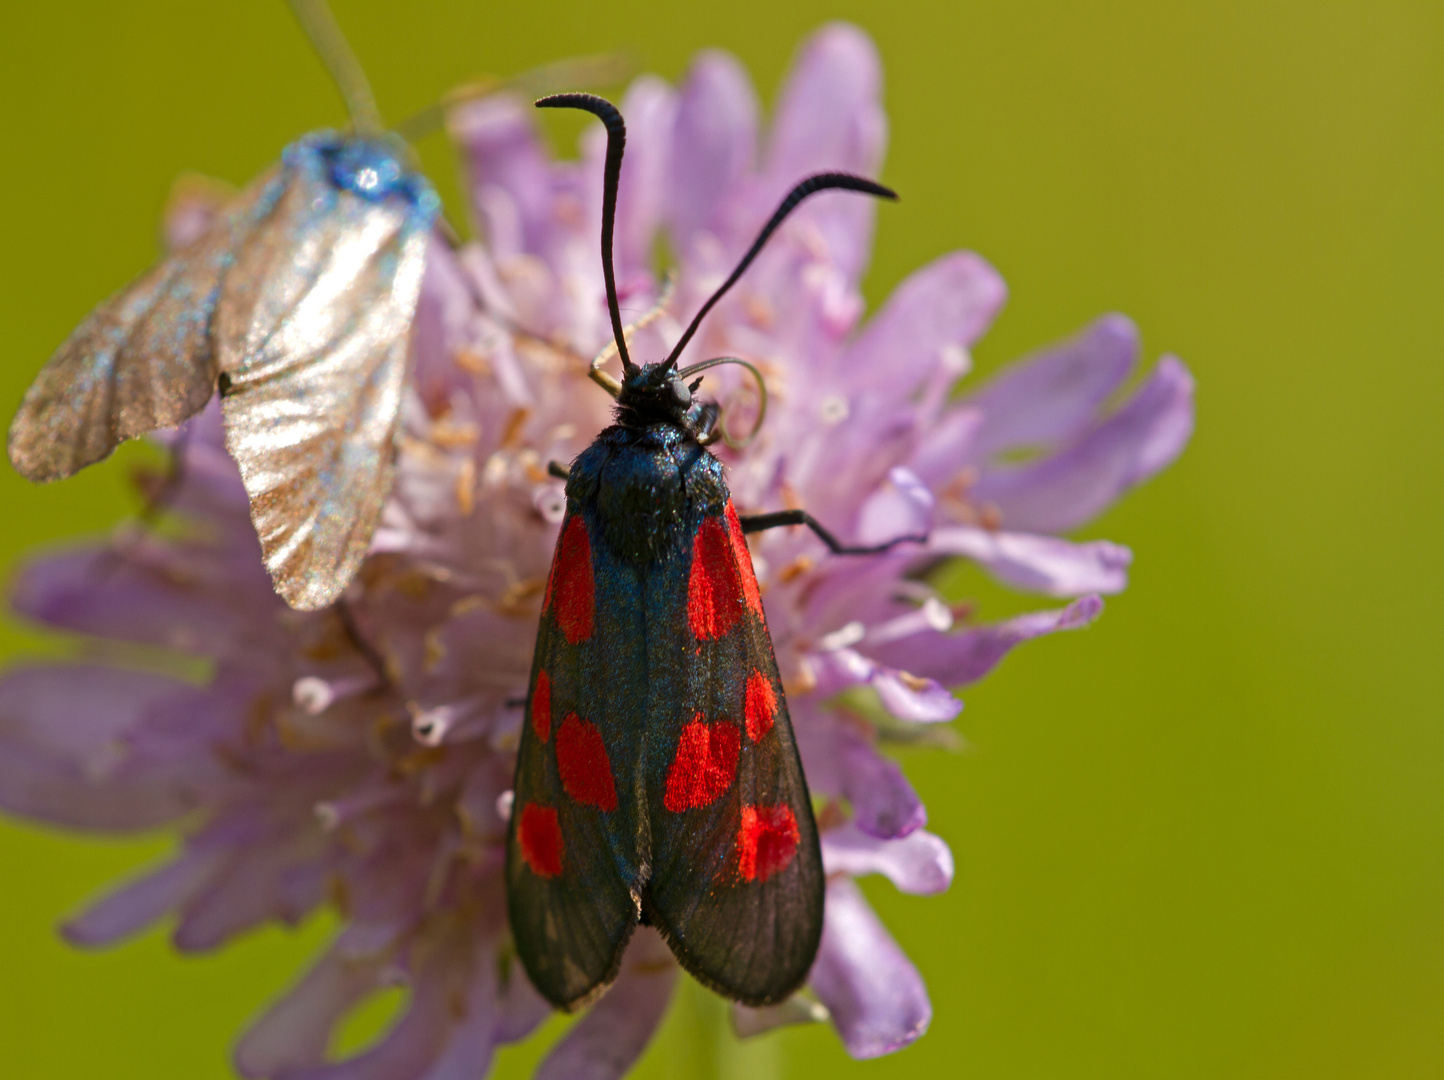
669,379,692,408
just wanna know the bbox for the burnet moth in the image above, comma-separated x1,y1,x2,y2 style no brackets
506,93,925,1010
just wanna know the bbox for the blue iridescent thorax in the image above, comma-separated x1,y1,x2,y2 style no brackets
568,423,729,565
282,130,440,218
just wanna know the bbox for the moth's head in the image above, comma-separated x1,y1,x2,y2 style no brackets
286,131,438,214
617,362,696,426
324,138,407,199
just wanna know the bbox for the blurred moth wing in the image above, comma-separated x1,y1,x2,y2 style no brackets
6,175,280,483
7,131,437,612
216,134,437,611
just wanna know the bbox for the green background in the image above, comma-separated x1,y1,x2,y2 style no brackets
1,2,1440,1077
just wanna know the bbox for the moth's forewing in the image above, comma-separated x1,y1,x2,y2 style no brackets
507,511,648,1011
215,135,437,611
641,501,824,1006
7,175,279,483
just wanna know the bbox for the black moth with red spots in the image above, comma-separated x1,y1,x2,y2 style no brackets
505,93,906,1010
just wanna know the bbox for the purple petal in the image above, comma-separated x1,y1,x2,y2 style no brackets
0,666,204,830
491,960,552,1044
418,935,549,1080
669,50,758,248
838,251,1006,401
63,849,226,947
0,664,179,754
764,23,887,280
276,957,458,1080
450,94,556,260
929,526,1132,596
12,547,263,654
416,1014,495,1080
174,834,329,951
822,824,954,895
411,236,479,415
871,667,962,723
165,399,255,518
869,596,1104,686
810,646,961,724
162,175,230,253
612,77,676,279
119,677,258,776
907,405,985,489
0,744,193,831
535,928,677,1080
811,879,930,1058
838,725,926,839
235,929,394,1078
966,314,1140,457
855,467,934,547
860,597,956,649
972,356,1196,533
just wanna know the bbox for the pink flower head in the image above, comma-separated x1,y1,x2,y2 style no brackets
0,23,1193,1077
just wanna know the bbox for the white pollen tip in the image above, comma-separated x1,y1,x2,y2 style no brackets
293,677,335,715
940,343,973,376
314,802,341,830
819,394,850,424
409,704,452,747
922,596,954,632
819,620,866,652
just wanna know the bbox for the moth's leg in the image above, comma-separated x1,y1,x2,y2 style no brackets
738,509,927,556
336,600,391,692
85,425,193,586
137,424,190,526
692,401,722,445
547,461,571,481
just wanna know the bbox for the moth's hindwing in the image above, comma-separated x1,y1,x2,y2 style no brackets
507,510,647,1011
216,134,437,611
642,499,824,1006
6,174,279,483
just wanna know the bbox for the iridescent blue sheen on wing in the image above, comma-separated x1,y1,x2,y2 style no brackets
7,130,439,611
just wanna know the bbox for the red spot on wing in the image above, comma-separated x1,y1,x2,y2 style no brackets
725,501,764,618
688,516,744,639
737,804,800,883
744,671,778,742
664,715,741,811
556,713,617,811
544,516,594,644
518,803,563,878
531,670,552,742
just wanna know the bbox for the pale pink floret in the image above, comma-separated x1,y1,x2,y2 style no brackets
0,23,1191,1076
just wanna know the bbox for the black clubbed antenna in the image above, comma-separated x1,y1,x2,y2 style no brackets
536,93,635,373
662,173,898,370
